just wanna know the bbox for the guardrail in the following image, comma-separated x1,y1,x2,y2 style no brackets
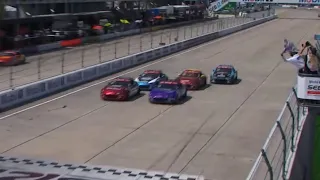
0,10,274,92
0,13,277,111
246,88,308,180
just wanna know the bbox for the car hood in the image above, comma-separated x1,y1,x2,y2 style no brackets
138,76,154,81
214,72,230,76
103,87,126,93
177,77,199,83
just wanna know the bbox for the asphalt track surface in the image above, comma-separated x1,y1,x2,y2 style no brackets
0,17,250,91
0,9,318,180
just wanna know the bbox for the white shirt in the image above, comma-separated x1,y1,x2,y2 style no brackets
285,54,305,69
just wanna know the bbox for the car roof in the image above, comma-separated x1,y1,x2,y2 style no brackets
217,65,234,69
183,69,201,72
0,51,18,55
143,70,162,73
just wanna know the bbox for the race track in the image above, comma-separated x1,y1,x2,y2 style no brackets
0,18,247,91
0,9,318,180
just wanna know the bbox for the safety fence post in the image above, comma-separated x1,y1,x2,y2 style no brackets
37,55,41,80
140,35,143,52
128,38,131,55
81,47,85,68
261,149,273,180
61,51,65,74
276,121,287,179
286,101,296,152
202,23,204,35
99,43,102,63
292,87,301,130
151,33,153,48
115,41,118,59
9,66,13,89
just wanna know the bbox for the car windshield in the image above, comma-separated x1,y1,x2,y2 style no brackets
216,68,232,73
109,80,130,87
140,73,159,80
180,71,199,77
156,83,177,90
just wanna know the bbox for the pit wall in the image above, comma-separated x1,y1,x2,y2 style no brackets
289,108,319,180
0,14,277,112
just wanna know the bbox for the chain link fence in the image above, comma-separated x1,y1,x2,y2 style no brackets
0,15,267,91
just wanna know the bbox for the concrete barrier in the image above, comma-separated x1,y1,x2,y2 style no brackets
0,15,277,112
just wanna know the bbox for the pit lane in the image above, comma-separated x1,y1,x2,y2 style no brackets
0,9,318,180
0,19,226,90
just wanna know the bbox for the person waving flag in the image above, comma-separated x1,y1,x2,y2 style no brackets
281,39,299,56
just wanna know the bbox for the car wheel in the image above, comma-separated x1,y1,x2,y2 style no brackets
21,58,26,65
137,89,141,95
203,78,207,87
182,91,187,98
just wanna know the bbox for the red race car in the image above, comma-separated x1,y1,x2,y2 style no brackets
176,69,207,90
101,77,140,101
0,51,26,66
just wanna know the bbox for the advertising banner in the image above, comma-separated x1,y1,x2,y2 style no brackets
297,76,320,100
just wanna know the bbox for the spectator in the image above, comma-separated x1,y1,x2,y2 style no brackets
281,39,299,56
282,41,319,74
305,46,319,74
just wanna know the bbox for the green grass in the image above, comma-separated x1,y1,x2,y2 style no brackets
312,116,320,180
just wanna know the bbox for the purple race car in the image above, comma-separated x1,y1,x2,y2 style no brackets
149,80,187,104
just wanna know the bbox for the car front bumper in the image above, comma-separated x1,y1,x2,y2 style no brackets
211,77,233,83
149,97,177,104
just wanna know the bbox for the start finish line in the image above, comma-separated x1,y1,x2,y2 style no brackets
229,0,320,4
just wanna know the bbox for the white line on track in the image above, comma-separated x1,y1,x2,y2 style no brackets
0,19,277,120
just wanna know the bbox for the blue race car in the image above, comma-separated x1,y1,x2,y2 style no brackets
135,70,169,90
149,80,187,104
210,65,238,84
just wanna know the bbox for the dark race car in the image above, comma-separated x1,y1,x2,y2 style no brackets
134,70,169,91
175,69,207,90
101,77,140,101
210,65,238,84
149,80,187,104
